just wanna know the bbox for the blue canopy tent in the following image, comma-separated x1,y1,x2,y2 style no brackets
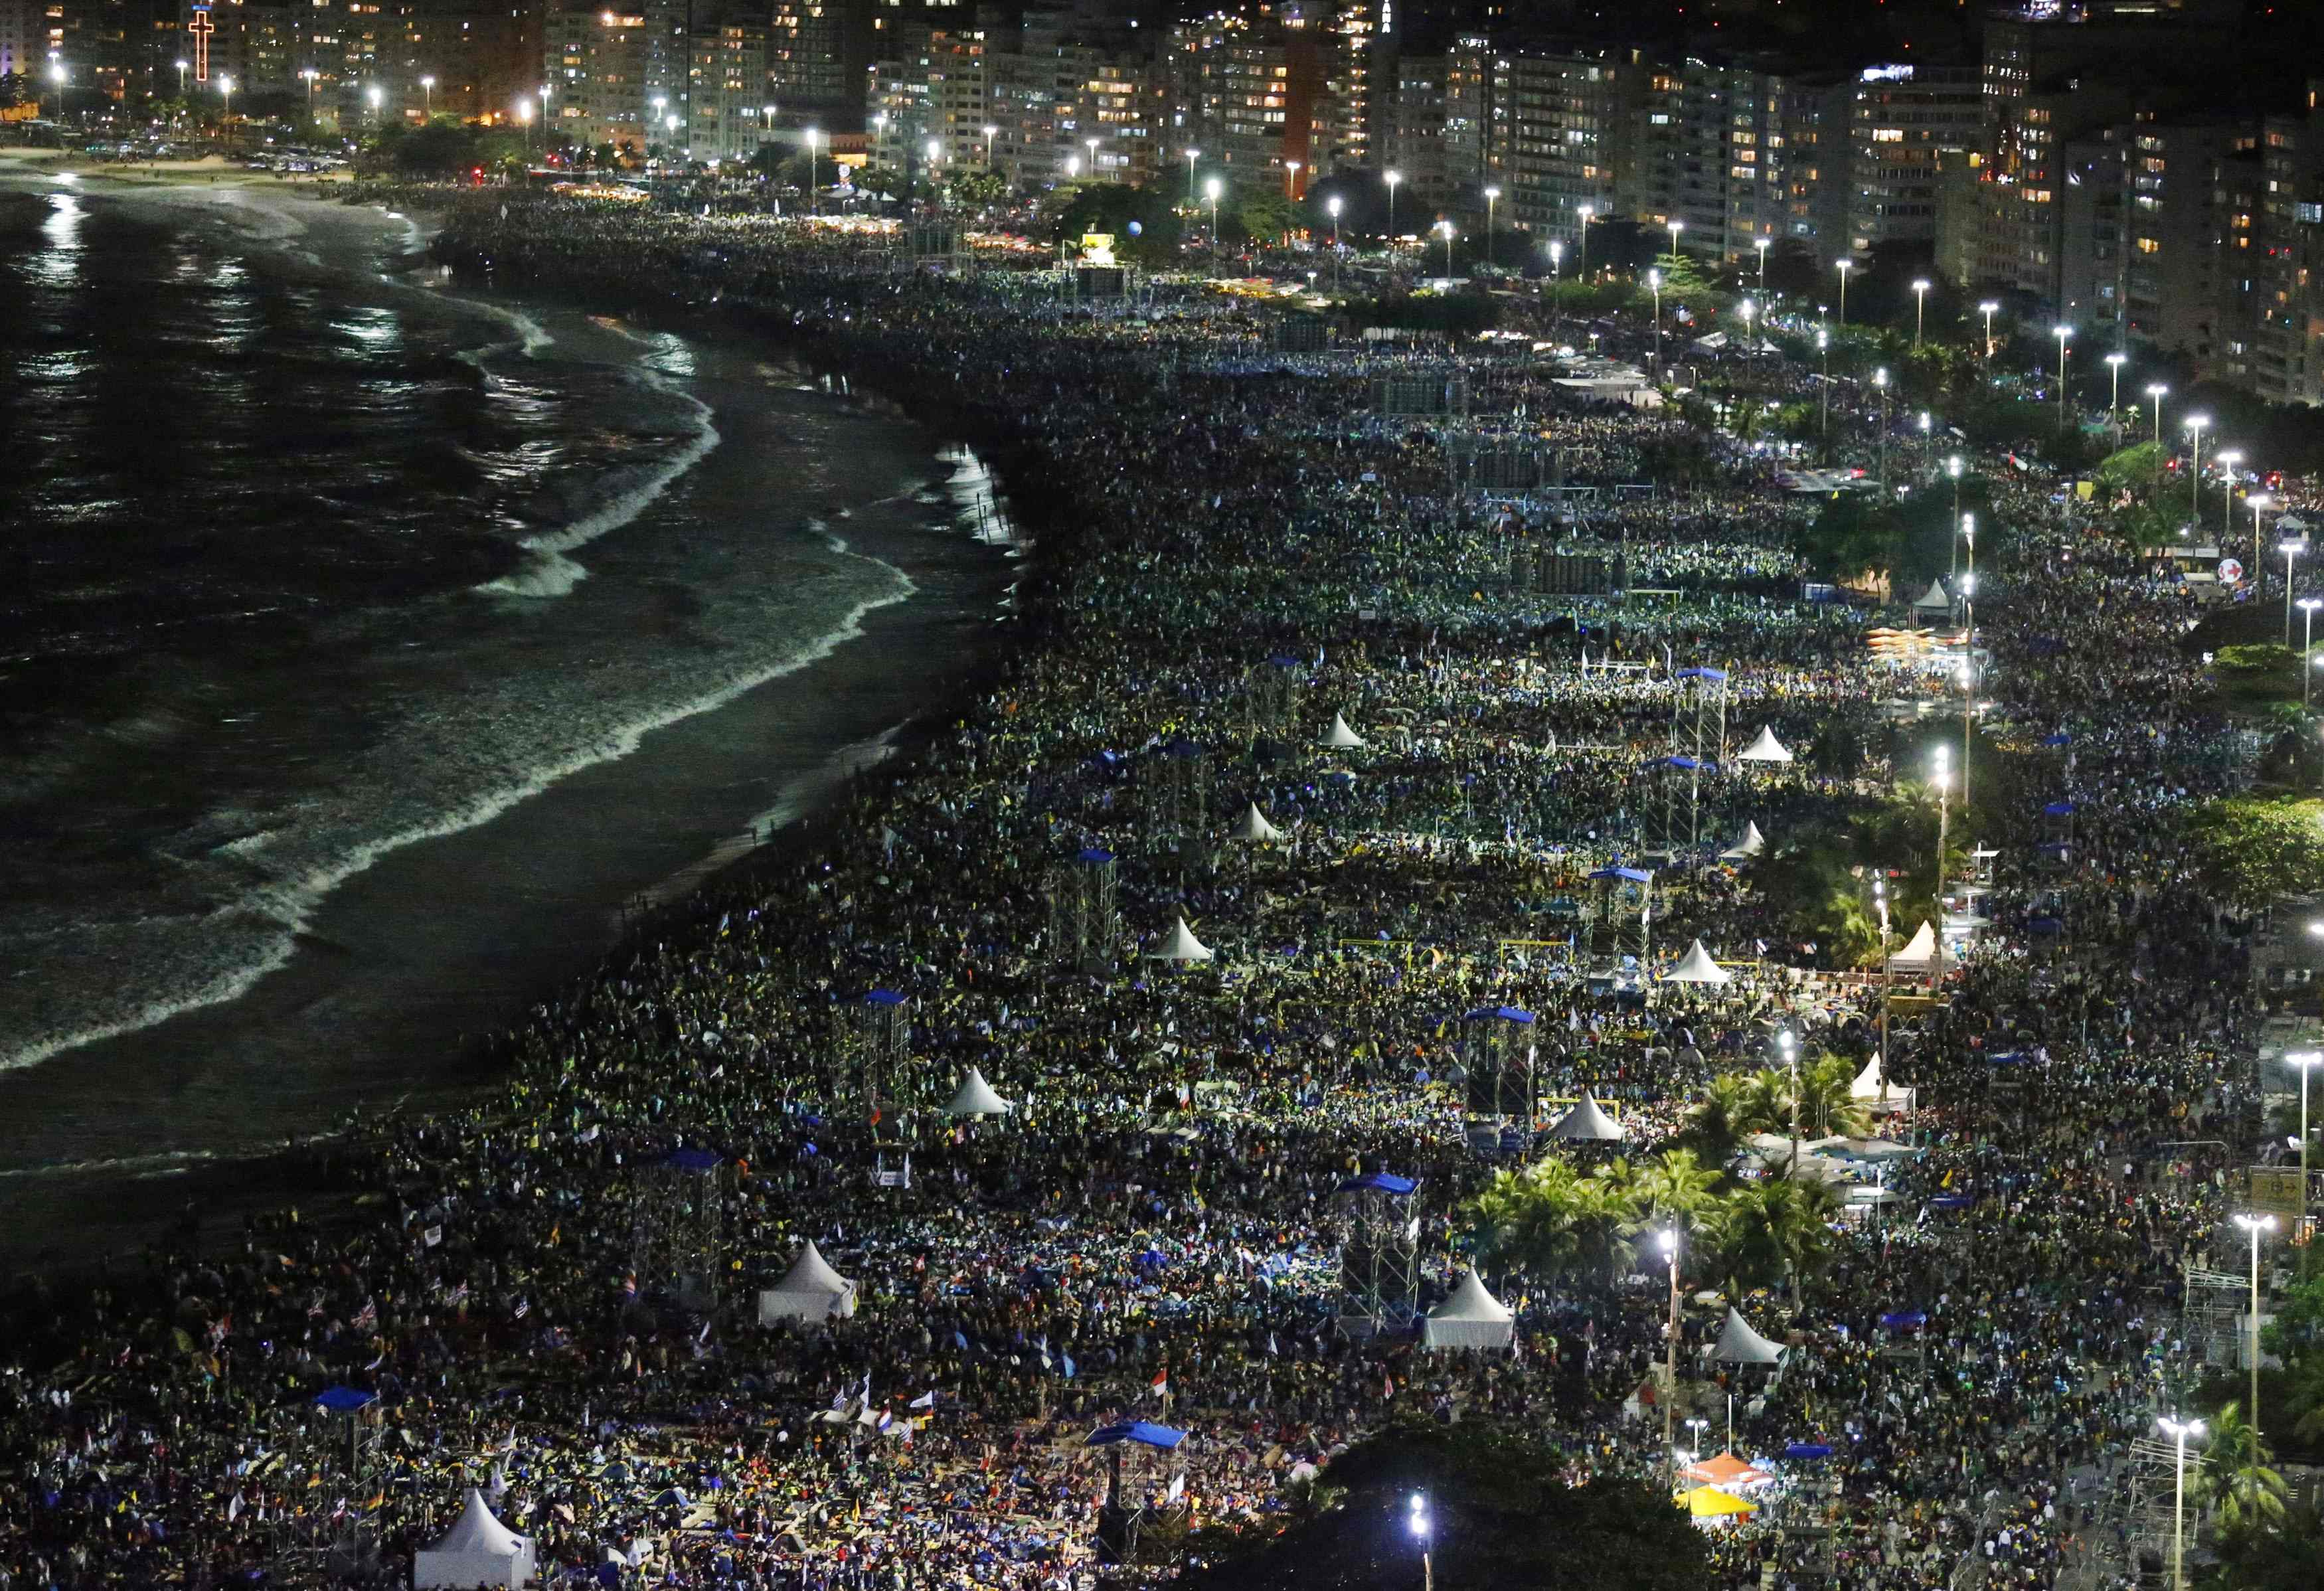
1783,1443,1834,1460
1086,1422,1187,1450
663,1148,722,1173
1074,847,1116,865
2040,732,2071,747
314,1386,377,1413
1929,1194,1974,1210
1675,666,1730,681
859,989,907,1007
1335,1171,1417,1196
1588,867,1654,884
1463,1005,1536,1025
1878,1311,1928,1331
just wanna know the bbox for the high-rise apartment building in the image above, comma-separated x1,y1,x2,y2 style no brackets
1845,63,1981,254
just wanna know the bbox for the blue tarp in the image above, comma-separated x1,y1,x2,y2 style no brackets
860,989,907,1007
2029,916,2063,934
1878,1311,1928,1331
1657,755,1714,772
1074,847,1116,865
2042,801,2074,816
1929,1195,1973,1209
1675,666,1729,681
1784,1443,1834,1460
1086,1422,1187,1450
313,1386,376,1413
1985,1051,2033,1065
1268,655,1303,669
1589,867,1655,883
2040,732,2071,747
1337,1171,1418,1196
1463,1006,1536,1024
665,1148,722,1172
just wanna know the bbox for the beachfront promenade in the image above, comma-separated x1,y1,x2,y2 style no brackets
0,193,2282,1591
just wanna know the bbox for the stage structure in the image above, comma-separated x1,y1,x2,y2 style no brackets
1044,846,1120,969
1143,738,1212,867
1460,1006,1538,1151
1446,433,1564,495
629,1147,724,1310
1089,1421,1192,1570
1244,655,1305,737
1585,865,1654,969
1334,1170,1420,1339
1373,371,1471,417
835,989,916,1121
1646,667,1727,860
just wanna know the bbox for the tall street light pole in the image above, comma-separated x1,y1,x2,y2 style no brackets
1658,1228,1681,1472
2053,325,2073,434
1817,330,1829,435
2233,1212,2276,1479
1408,1493,1432,1591
1385,169,1401,246
1185,148,1199,208
1912,278,1930,345
2219,451,2243,541
1483,185,1499,269
2252,493,2272,577
2185,414,2208,530
1835,258,1851,327
1650,269,1663,367
2282,539,2304,648
2301,610,2321,708
1948,456,1965,585
1754,236,1769,296
1979,299,1999,359
1576,204,1593,280
2105,352,2125,445
2159,1416,2204,1591
1328,197,1342,292
1932,746,1951,977
1874,366,1890,494
1961,515,1977,814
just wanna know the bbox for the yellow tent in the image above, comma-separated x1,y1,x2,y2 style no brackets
1678,1485,1758,1519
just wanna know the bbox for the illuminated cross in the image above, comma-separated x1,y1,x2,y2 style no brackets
189,7,213,84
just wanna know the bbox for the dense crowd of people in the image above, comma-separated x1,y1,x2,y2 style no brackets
0,193,2290,1591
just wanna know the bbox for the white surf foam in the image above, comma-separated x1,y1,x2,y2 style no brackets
0,552,919,1076
480,546,590,599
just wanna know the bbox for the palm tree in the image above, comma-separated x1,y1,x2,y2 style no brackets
1633,1147,1724,1233
2196,1402,2291,1533
1700,1180,1841,1305
1467,1157,1638,1289
1681,1074,1757,1164
1794,1055,1872,1139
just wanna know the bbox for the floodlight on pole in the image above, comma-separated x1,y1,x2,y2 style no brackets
1912,278,1930,345
2159,1416,2204,1591
1978,299,1999,357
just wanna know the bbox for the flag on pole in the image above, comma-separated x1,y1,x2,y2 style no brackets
1151,1369,1169,1398
909,1390,937,1410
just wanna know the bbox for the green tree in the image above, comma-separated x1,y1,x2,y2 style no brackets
2201,1503,2324,1591
1237,188,1300,246
2185,797,2324,910
949,169,1007,208
1184,1422,1708,1591
1701,1179,1842,1303
2196,1402,2291,1532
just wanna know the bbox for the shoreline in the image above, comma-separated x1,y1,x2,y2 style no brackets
0,181,1033,1277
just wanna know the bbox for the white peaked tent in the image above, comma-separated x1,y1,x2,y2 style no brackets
943,1066,1013,1117
1912,579,1952,614
1321,712,1367,750
1711,1307,1785,1365
1232,802,1286,843
1719,821,1767,861
1662,939,1732,985
1849,1054,1916,1113
1736,726,1793,764
1148,916,1215,962
1890,920,1938,969
1548,1092,1626,1141
1422,1272,1516,1351
414,1489,536,1589
756,1240,859,1327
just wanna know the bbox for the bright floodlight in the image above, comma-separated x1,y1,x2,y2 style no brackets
2234,1212,2279,1233
1204,177,1222,200
1657,1228,1678,1255
2159,1415,2206,1439
2147,383,2169,398
1977,299,1999,313
2106,352,2126,367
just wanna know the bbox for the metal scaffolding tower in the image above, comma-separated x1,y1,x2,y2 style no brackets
1585,865,1655,969
629,1147,725,1311
1334,1170,1420,1339
1044,846,1120,969
1460,1005,1538,1151
836,989,917,1121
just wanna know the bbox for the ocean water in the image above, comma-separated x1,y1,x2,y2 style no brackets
0,181,1015,1252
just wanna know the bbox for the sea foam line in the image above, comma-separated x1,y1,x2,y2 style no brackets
0,556,919,1076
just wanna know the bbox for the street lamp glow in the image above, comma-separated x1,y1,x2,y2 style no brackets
1204,177,1222,201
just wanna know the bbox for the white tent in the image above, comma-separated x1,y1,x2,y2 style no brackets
1321,712,1367,750
414,1489,536,1589
1848,1054,1916,1113
1718,821,1766,861
756,1240,859,1327
1661,939,1732,985
1735,726,1793,764
1548,1092,1626,1141
1912,579,1951,613
1232,802,1286,843
1890,920,1937,969
1711,1307,1785,1365
943,1066,1013,1117
1421,1271,1515,1352
1148,916,1215,962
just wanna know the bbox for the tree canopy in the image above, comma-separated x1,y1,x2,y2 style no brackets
1183,1422,1706,1591
2183,796,2324,910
